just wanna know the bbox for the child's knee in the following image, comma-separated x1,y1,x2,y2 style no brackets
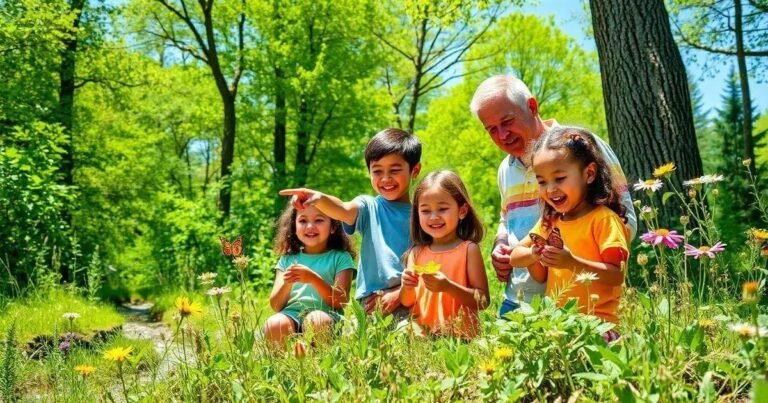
303,310,333,330
264,314,295,339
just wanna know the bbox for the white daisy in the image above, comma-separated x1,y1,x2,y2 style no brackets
633,178,663,192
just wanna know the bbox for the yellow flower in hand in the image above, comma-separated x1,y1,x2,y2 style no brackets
413,260,441,275
103,346,133,363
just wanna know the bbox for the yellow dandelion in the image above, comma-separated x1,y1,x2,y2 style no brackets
494,347,514,361
653,162,677,178
698,319,716,334
413,260,441,275
103,346,133,363
748,228,768,241
175,297,203,318
74,364,96,377
479,361,496,376
742,282,759,304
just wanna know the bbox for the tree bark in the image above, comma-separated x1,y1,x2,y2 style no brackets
590,0,703,191
734,0,755,172
58,0,85,189
273,66,287,193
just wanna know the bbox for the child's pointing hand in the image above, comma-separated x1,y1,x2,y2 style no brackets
279,188,323,210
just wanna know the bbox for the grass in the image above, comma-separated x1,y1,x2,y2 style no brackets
0,288,124,347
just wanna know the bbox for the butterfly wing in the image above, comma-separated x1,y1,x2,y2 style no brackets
232,236,243,257
529,233,546,250
219,236,233,256
547,228,564,249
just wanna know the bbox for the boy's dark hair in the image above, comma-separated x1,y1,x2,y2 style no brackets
530,126,627,229
409,170,485,246
364,128,422,170
273,203,356,259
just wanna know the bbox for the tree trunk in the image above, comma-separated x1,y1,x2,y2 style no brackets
218,94,235,219
57,0,85,189
273,67,287,193
294,98,310,186
734,0,755,173
590,0,703,191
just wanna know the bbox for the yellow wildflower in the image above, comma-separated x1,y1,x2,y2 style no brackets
743,282,759,304
653,162,676,178
413,260,441,275
479,361,496,376
103,346,133,363
494,347,513,361
74,364,96,377
175,297,203,318
748,228,768,241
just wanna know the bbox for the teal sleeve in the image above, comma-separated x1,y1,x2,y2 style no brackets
276,255,290,271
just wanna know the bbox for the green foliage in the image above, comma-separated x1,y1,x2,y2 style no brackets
0,123,74,293
1,322,18,402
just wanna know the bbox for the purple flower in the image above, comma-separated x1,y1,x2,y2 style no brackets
59,340,71,355
684,242,726,259
640,229,684,249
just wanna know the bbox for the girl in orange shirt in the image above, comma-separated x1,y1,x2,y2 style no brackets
509,126,629,341
400,170,490,339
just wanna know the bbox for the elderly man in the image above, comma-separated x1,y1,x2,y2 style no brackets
470,75,637,317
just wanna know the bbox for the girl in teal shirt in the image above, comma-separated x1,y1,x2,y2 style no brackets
264,204,356,347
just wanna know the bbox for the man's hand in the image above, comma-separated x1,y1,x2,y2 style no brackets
279,188,323,210
284,264,319,284
491,243,513,282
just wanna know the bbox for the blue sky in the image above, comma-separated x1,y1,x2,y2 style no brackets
523,1,767,118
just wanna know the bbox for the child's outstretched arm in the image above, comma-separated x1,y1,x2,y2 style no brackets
269,269,292,312
420,243,490,310
279,188,359,226
284,264,354,309
509,237,547,283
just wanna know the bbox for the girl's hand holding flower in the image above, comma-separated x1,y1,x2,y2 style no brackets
421,271,451,292
284,264,318,284
401,268,419,288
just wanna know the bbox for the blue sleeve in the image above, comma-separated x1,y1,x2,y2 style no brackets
275,255,290,271
343,195,369,235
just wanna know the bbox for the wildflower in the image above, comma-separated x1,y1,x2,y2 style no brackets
639,206,656,220
414,260,441,275
683,242,726,259
633,178,663,192
233,256,251,272
698,319,716,332
62,312,80,321
743,158,752,167
494,347,513,361
590,294,599,303
679,216,689,226
688,189,696,198
641,229,684,249
293,341,307,358
575,272,599,286
637,253,649,267
711,189,719,196
59,340,71,355
742,282,759,304
197,272,217,285
699,174,724,184
633,200,641,208
762,244,768,257
175,297,203,318
653,162,676,178
206,287,231,297
479,361,496,376
728,323,768,338
682,177,702,187
748,228,768,242
230,310,241,325
103,346,133,363
74,364,96,378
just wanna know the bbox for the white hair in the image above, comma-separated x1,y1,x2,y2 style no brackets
469,75,533,117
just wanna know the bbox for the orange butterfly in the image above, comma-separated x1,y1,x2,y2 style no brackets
219,235,244,257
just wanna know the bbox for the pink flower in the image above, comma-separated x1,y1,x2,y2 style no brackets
640,229,684,249
684,242,726,259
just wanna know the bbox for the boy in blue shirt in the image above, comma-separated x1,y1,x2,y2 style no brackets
280,128,421,316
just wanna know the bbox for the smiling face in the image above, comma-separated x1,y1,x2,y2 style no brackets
476,94,540,158
294,206,332,254
369,153,420,202
417,185,468,245
532,148,596,219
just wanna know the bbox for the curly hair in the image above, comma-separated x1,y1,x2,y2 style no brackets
530,126,627,230
273,203,356,259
